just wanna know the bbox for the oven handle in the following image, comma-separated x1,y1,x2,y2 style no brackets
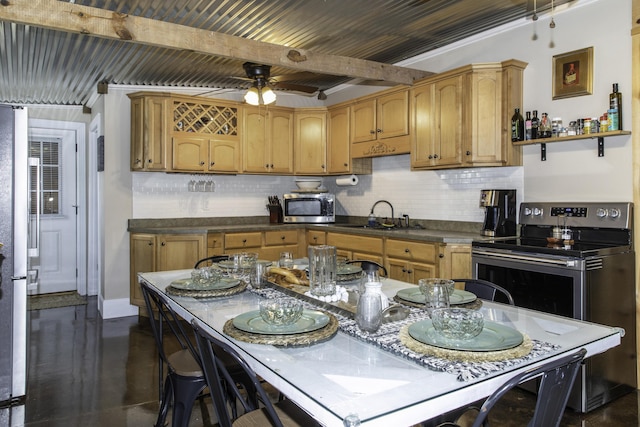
472,248,580,267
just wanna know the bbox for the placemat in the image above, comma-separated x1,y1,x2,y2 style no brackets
223,313,339,347
399,325,533,362
166,281,247,298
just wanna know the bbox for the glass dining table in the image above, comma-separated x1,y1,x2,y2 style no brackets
138,269,623,427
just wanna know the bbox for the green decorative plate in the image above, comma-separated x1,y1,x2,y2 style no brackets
232,309,330,335
408,319,524,352
396,287,477,305
337,264,362,275
170,277,240,291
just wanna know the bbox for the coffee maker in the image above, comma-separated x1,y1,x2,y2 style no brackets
480,189,517,237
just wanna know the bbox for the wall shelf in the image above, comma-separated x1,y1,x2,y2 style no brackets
512,130,631,161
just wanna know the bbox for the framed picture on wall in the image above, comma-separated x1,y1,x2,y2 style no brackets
552,47,593,99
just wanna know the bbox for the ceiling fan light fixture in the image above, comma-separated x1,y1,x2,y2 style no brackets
244,76,276,106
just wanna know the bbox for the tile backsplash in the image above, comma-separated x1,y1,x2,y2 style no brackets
132,155,524,223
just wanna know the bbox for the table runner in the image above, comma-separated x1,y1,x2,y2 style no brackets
249,284,560,381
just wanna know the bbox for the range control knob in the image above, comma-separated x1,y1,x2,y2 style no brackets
596,208,608,218
609,208,621,219
532,207,543,216
523,207,532,216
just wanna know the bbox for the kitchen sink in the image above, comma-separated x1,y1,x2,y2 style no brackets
335,223,425,231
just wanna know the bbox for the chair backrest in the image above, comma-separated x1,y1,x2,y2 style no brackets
140,280,199,367
194,254,229,269
451,278,515,305
472,348,587,427
191,320,284,427
347,259,388,277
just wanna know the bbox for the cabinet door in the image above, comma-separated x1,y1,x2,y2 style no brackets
387,258,412,283
350,99,376,143
130,233,157,306
377,90,409,139
130,97,145,170
439,244,471,279
172,136,207,171
411,262,438,284
327,106,351,174
209,139,241,173
242,107,268,172
411,83,437,168
157,234,206,271
306,230,326,246
269,109,294,174
466,69,503,165
295,111,327,174
144,96,169,170
433,75,464,167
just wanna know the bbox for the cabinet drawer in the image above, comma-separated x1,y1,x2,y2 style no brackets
264,230,299,246
385,239,437,263
224,232,262,249
306,230,326,245
326,232,383,254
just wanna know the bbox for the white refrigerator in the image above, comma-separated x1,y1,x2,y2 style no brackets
0,104,31,416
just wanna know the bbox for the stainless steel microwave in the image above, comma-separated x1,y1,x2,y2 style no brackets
283,193,335,223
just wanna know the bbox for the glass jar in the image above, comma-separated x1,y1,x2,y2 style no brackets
356,282,383,333
567,121,577,136
551,118,562,137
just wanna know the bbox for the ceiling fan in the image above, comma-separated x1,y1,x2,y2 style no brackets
235,63,321,104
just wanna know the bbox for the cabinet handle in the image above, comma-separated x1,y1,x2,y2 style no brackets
321,164,325,169
404,248,410,253
402,268,407,273
148,242,153,246
466,151,471,156
281,235,285,240
135,158,142,164
370,130,376,135
200,161,205,166
242,239,247,243
265,164,270,168
313,237,318,242
147,159,152,164
377,128,382,133
210,161,215,166
161,242,166,246
428,155,433,159
439,253,445,258
407,269,413,274
433,154,438,159
343,162,348,167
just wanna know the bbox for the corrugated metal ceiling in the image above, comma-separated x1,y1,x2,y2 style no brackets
0,0,570,105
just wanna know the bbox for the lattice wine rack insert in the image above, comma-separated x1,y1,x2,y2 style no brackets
173,101,238,135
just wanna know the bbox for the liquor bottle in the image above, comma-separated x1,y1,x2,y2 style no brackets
511,108,524,142
540,112,552,138
531,110,540,139
525,111,532,140
609,83,622,130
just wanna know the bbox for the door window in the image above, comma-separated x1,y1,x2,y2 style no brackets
29,138,61,215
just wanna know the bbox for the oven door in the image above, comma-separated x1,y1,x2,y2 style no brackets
471,248,586,319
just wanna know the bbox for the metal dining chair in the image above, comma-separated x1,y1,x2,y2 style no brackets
191,319,320,427
194,254,229,269
140,281,208,427
346,259,388,277
435,348,587,427
451,278,515,305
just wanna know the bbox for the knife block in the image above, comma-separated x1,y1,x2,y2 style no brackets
268,205,283,224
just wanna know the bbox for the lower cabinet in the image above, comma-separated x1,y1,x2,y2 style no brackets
385,239,438,284
306,230,327,247
130,233,206,307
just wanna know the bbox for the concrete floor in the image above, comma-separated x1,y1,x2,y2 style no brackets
12,298,640,426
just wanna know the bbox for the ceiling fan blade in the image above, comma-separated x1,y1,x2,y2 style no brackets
272,81,318,94
270,71,322,83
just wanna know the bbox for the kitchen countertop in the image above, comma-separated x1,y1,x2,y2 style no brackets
127,217,506,244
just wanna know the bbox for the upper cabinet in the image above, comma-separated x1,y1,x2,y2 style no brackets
350,87,411,158
129,93,170,171
411,60,526,170
294,109,328,175
242,106,294,174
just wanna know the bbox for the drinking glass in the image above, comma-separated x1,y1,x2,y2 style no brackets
250,262,268,289
419,278,452,315
308,245,337,297
279,251,294,268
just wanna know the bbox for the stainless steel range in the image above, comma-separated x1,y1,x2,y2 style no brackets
472,202,636,413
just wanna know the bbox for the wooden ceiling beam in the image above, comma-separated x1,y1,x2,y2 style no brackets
0,0,433,85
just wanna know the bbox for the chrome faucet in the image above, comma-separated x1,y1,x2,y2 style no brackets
370,200,394,225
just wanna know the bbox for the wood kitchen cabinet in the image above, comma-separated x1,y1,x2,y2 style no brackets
129,93,170,171
350,87,411,158
224,231,263,252
294,109,328,175
262,229,303,259
243,106,294,174
306,229,326,247
172,135,241,173
326,105,373,175
129,232,206,307
326,232,384,265
385,239,438,284
411,60,526,170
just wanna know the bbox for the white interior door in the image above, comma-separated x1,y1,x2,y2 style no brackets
28,127,78,294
